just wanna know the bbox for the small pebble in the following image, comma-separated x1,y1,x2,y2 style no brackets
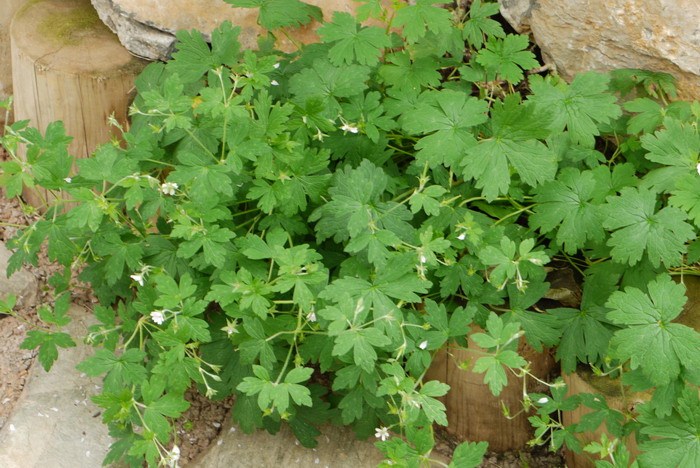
217,440,223,446
9,424,15,432
315,458,320,464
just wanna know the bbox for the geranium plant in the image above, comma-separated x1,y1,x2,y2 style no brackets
2,0,700,467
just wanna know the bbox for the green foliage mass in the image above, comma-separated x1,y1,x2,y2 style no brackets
2,1,700,467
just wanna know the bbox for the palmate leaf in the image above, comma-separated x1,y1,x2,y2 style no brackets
640,117,700,169
450,441,488,468
610,68,678,99
20,330,75,371
625,99,692,135
606,275,700,386
528,72,622,147
400,89,488,168
379,52,442,93
310,160,413,245
530,168,606,254
638,387,700,468
551,306,614,373
475,34,539,83
225,0,322,30
462,0,504,49
461,96,556,200
393,0,453,44
318,12,391,66
670,174,700,227
603,187,694,267
289,59,370,113
169,22,242,83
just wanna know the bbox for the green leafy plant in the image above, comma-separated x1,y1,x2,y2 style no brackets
2,1,700,467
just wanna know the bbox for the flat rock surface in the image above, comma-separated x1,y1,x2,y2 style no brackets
0,305,114,468
188,418,386,468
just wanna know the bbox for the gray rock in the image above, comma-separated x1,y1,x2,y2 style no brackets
499,0,700,101
90,0,392,61
91,0,177,61
0,305,115,468
0,241,37,307
188,418,389,468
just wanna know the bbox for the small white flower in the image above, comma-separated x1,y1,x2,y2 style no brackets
340,123,359,134
419,254,427,264
130,273,144,287
160,182,178,196
150,310,166,325
314,128,327,142
64,177,72,183
537,397,549,404
270,80,279,86
308,312,317,322
374,426,390,441
418,340,428,350
273,62,280,69
696,162,700,176
416,263,427,279
165,445,180,468
221,319,239,336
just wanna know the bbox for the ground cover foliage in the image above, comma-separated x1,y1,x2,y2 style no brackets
2,0,700,466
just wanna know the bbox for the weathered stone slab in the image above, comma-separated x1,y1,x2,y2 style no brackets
188,418,387,468
0,305,115,468
91,0,392,60
500,0,700,101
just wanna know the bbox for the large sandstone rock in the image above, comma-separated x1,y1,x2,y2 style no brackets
500,0,700,101
0,0,29,125
91,0,391,61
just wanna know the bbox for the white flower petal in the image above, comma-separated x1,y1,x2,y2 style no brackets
150,310,166,325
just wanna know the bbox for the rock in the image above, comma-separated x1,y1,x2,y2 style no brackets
90,0,391,61
0,305,115,468
187,418,391,468
0,0,29,124
499,0,700,101
0,241,37,307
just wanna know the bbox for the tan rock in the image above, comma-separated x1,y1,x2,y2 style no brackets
92,0,393,61
500,0,700,101
0,0,30,125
